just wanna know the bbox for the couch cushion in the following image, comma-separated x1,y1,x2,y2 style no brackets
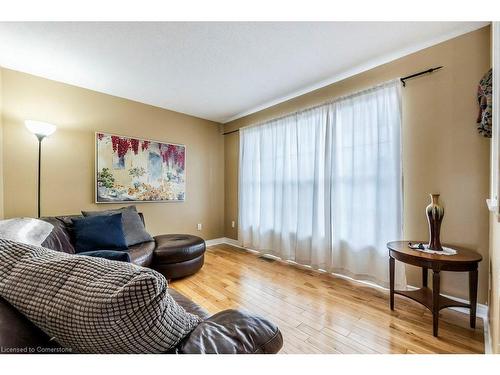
0,238,201,353
154,234,206,264
0,296,63,353
127,240,155,267
40,214,148,254
82,206,153,247
40,216,82,254
72,214,128,253
77,250,131,263
169,288,209,320
177,309,283,354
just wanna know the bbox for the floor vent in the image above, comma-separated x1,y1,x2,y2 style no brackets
258,255,276,263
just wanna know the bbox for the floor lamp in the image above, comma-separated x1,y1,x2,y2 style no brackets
25,120,57,218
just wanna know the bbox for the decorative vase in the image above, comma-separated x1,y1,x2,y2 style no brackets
426,193,444,251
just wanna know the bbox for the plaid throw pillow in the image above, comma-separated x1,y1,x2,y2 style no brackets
0,238,200,353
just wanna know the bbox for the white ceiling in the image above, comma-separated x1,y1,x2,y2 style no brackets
0,22,489,123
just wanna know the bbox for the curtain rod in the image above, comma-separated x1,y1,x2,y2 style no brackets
222,68,443,135
222,79,399,135
400,66,443,87
222,129,239,136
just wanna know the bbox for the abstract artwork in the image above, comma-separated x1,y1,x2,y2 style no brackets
96,133,186,202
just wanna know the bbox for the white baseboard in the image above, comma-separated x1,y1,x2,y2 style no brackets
484,314,493,354
205,237,242,247
221,237,243,247
204,238,225,247
205,237,492,353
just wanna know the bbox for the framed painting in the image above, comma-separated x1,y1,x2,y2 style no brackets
95,132,186,203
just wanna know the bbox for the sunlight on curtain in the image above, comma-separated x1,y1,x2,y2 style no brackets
239,80,405,288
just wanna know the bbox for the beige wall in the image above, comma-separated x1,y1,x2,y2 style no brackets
224,132,239,239
224,26,491,304
0,68,224,239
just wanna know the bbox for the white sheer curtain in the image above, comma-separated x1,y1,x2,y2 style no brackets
239,80,405,288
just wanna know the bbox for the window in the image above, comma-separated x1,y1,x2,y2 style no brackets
239,80,405,288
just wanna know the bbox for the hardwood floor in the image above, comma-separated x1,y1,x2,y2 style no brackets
170,244,485,354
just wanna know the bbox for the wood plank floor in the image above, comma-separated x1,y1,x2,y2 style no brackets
170,244,484,354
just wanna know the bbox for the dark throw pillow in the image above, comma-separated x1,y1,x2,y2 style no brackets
72,213,128,253
78,250,131,263
82,206,153,247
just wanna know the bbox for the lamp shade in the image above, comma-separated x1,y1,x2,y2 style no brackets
25,120,56,137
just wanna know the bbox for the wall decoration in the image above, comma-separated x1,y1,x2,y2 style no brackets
476,68,492,138
96,133,185,202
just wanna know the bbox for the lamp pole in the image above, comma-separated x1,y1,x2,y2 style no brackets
36,134,45,218
25,120,56,219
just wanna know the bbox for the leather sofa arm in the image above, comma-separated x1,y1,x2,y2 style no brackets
176,309,283,354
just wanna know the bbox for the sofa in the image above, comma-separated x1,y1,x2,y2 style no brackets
0,214,284,354
40,214,205,279
0,290,283,354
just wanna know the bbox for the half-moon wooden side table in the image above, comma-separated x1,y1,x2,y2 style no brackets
387,241,482,337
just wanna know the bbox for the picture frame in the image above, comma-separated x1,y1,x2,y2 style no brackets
95,132,186,203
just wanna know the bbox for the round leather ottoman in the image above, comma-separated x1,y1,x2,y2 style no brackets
153,234,206,279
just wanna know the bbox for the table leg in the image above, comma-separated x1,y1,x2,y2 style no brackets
422,267,428,288
469,268,478,329
389,257,395,310
432,270,440,337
